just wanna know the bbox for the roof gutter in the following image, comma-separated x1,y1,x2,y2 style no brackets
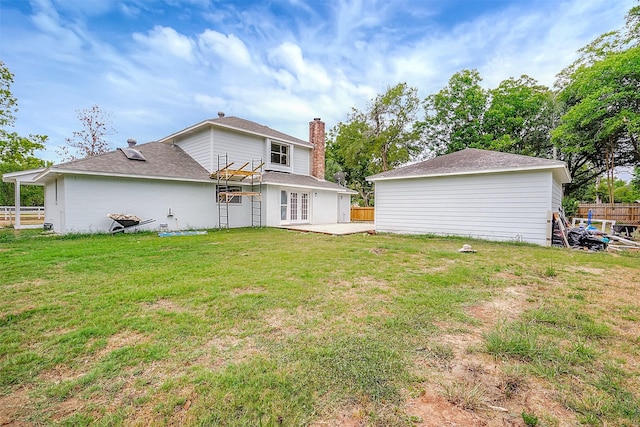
33,167,213,184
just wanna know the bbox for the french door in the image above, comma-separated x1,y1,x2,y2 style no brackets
281,190,309,224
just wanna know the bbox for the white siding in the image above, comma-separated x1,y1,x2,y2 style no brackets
292,146,311,176
338,193,351,223
59,175,218,233
263,186,281,227
176,127,269,173
44,178,63,233
374,170,554,246
551,177,563,213
217,189,254,228
312,190,338,224
176,129,213,171
212,128,264,169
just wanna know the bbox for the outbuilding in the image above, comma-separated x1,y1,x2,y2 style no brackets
367,148,572,246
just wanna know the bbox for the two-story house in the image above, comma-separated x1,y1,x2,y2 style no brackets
4,115,354,234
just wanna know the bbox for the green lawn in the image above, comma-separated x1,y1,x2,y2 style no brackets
1,227,639,426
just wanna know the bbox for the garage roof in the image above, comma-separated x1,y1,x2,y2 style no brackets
367,148,571,183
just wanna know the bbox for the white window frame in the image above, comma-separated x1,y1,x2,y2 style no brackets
269,140,292,169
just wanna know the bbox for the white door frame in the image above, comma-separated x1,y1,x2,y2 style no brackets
280,189,310,224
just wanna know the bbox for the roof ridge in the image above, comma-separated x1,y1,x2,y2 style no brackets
367,148,570,182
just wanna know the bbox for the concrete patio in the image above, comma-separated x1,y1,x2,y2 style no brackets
280,222,374,235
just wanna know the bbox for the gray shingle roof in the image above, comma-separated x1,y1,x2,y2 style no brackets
367,148,571,182
44,141,211,181
158,116,312,147
263,171,356,193
37,142,354,192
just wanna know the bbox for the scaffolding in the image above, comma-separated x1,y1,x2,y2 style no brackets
211,154,264,229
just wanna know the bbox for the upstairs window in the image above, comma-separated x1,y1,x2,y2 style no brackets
270,142,289,166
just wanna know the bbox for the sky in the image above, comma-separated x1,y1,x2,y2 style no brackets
0,0,636,164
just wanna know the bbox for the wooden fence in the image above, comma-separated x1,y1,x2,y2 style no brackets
350,206,374,222
576,203,640,225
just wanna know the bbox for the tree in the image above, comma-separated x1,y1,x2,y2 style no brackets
0,61,48,206
631,166,640,192
326,83,422,206
420,69,489,155
582,177,640,203
326,119,376,206
419,70,557,160
57,105,115,161
484,75,558,158
553,6,640,198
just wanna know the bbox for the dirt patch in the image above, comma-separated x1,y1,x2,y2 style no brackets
406,285,579,426
466,286,529,325
326,278,394,321
144,298,184,312
420,258,457,274
39,363,86,384
2,278,48,291
38,330,151,386
94,330,149,359
407,390,491,426
192,334,264,369
0,386,33,426
263,306,323,338
229,286,265,296
570,266,605,275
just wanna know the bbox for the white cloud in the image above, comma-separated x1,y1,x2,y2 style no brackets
1,0,636,163
198,30,251,66
132,26,195,62
267,42,332,90
193,93,227,112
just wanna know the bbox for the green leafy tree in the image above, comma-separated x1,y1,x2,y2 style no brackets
587,178,640,203
631,166,640,192
420,70,558,160
553,6,640,198
420,69,489,155
57,105,115,161
326,83,422,206
484,75,558,158
0,61,48,206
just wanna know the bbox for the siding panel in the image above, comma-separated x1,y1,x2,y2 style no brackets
176,129,212,171
552,178,563,213
374,171,554,245
61,175,219,233
44,178,63,233
293,147,311,175
212,128,264,169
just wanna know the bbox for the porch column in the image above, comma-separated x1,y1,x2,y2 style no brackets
14,178,21,229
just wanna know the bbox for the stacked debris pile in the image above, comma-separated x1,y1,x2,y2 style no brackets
553,211,640,252
566,227,609,251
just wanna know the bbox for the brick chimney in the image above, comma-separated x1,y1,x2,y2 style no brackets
310,118,325,180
